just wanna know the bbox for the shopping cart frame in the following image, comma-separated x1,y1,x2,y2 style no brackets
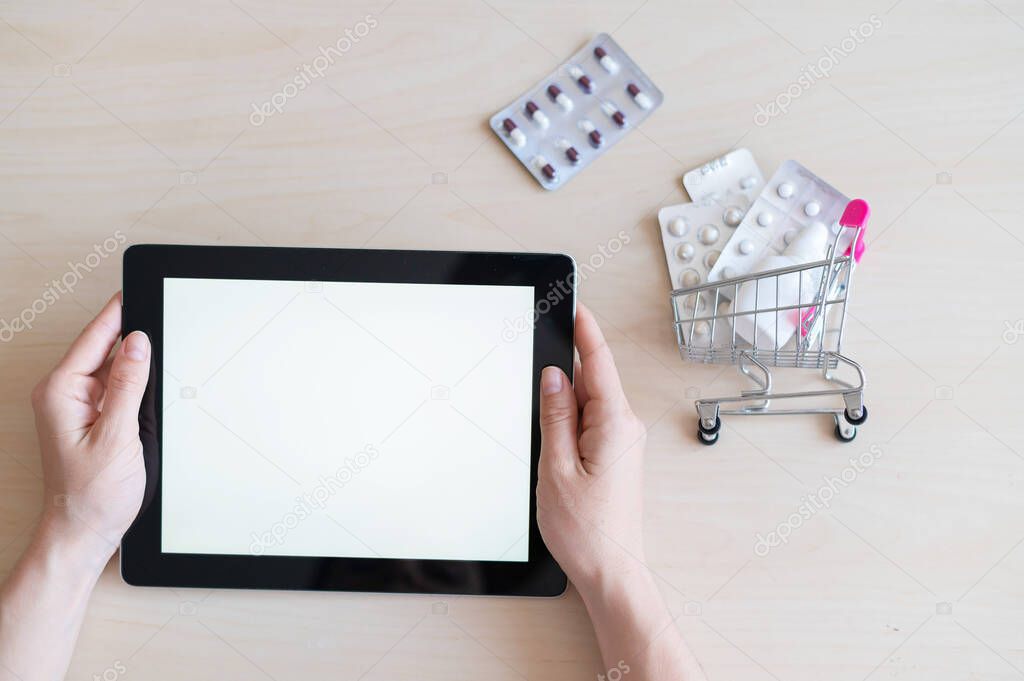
670,199,870,445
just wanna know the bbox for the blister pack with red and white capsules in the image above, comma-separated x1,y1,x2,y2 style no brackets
490,33,663,190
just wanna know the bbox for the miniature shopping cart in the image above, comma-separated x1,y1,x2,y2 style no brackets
670,199,870,445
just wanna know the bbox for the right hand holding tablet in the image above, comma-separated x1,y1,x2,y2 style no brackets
535,302,648,594
536,303,707,681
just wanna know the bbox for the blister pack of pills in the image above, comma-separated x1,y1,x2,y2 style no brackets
658,193,753,293
490,34,663,190
707,160,857,297
658,149,765,297
683,148,765,202
658,150,762,346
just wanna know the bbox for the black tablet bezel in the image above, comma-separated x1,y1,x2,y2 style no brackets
120,244,574,597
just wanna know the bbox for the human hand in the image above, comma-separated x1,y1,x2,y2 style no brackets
30,292,150,570
536,303,648,597
536,305,707,680
0,294,150,681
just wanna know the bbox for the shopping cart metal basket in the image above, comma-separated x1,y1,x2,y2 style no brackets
670,199,870,445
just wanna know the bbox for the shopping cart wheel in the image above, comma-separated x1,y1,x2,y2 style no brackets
844,405,868,426
834,422,857,442
698,430,719,446
697,416,721,446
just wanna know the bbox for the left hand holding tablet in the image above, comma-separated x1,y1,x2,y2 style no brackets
31,292,150,568
1,292,151,681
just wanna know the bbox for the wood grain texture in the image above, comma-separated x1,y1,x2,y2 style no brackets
1,0,1023,679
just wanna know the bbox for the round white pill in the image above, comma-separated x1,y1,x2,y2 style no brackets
777,182,794,199
698,224,720,245
740,175,757,189
703,250,720,269
675,242,695,261
804,201,821,217
723,206,743,227
682,294,704,313
783,229,797,246
680,269,700,288
722,266,737,279
739,239,754,255
757,211,773,227
693,321,710,337
668,216,688,236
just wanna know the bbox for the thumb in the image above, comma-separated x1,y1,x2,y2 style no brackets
96,331,151,439
539,366,579,477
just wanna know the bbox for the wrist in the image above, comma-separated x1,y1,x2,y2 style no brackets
34,509,116,581
575,561,660,611
576,564,686,676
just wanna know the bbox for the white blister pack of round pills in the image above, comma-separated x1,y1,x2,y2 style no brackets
658,193,753,293
683,148,765,202
707,160,857,298
490,33,663,190
658,150,766,347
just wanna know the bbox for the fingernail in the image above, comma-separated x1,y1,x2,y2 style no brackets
541,366,563,395
124,331,149,361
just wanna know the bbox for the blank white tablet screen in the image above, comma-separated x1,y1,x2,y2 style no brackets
161,278,535,562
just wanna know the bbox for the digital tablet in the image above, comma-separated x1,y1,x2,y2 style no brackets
120,245,575,596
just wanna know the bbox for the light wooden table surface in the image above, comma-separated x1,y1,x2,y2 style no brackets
2,1,1023,679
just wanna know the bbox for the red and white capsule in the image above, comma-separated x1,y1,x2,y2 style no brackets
600,101,626,127
568,65,593,93
524,100,549,129
532,154,557,181
556,138,580,164
593,46,619,74
502,117,526,147
547,84,573,112
626,83,653,110
579,119,602,147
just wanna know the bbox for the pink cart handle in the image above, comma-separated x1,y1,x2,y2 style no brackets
839,198,869,263
839,198,870,228
799,198,871,337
